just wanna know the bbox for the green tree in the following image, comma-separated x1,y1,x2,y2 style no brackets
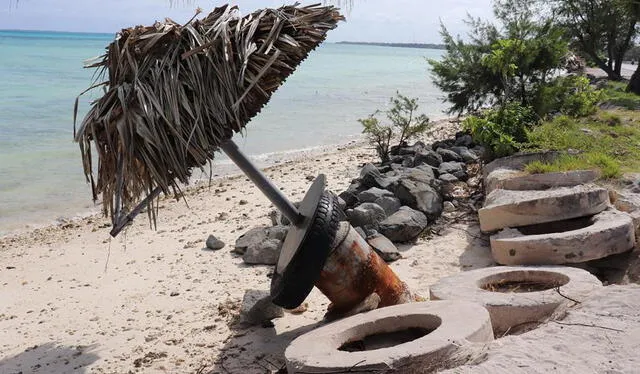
550,0,639,80
429,0,568,115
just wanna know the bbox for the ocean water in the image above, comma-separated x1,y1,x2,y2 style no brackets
0,30,446,235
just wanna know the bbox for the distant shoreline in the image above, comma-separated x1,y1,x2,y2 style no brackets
337,41,446,50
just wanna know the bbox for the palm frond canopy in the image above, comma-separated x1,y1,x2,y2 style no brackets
74,3,343,225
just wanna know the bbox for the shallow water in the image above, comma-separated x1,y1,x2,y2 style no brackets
0,30,447,235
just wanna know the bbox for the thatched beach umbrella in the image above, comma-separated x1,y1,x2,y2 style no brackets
74,3,343,234
75,3,344,308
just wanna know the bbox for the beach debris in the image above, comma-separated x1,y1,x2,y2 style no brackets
240,290,283,326
379,207,428,243
74,4,343,235
205,235,225,250
366,233,401,262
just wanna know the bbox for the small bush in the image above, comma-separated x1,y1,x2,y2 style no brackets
463,102,538,158
359,93,430,162
534,75,602,118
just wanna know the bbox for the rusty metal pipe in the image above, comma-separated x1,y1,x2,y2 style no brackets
315,222,413,315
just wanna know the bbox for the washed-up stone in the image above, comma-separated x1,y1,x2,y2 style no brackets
374,195,402,216
234,226,269,255
413,149,442,168
379,206,428,243
346,203,387,230
437,148,463,162
243,239,283,265
205,235,225,250
439,161,465,175
358,187,394,203
367,233,401,262
454,134,474,147
439,173,459,183
451,146,479,163
240,290,284,325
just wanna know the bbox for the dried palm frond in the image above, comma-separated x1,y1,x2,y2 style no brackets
74,3,343,229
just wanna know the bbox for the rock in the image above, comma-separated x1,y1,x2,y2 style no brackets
439,173,459,183
379,206,428,243
452,169,469,181
401,157,414,168
239,199,248,205
240,290,284,325
234,226,269,254
413,149,443,168
338,190,359,210
398,141,426,155
432,139,454,151
243,239,283,265
267,225,289,241
337,196,347,211
439,161,465,175
205,235,225,250
437,148,463,162
346,203,387,230
450,146,479,163
360,163,394,189
354,226,368,239
269,209,292,226
393,178,443,218
374,195,402,216
455,134,474,147
443,201,456,213
366,233,401,262
471,145,487,159
358,187,394,203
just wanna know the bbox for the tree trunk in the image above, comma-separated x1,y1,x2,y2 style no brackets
626,63,640,95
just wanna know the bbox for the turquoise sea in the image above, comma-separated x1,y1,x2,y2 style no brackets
0,30,446,235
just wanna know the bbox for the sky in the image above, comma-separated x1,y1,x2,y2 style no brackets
0,0,494,43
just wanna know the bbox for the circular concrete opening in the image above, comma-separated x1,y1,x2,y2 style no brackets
285,301,493,373
479,270,570,293
430,266,602,337
338,316,441,352
517,216,594,236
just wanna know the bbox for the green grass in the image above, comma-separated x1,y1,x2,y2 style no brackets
601,81,640,110
525,108,640,179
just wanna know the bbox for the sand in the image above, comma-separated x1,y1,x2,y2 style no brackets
2,120,639,374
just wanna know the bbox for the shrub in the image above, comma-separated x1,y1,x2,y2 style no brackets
524,153,621,179
534,75,602,118
601,81,640,110
463,102,538,158
359,93,430,163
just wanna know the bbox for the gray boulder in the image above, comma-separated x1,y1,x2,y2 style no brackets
439,161,465,175
367,233,401,262
414,149,443,168
394,179,443,218
374,195,402,216
451,146,479,163
240,290,284,325
267,225,289,241
360,163,394,189
234,226,269,255
439,173,459,183
379,206,429,243
437,148,463,162
205,235,225,250
358,187,394,203
243,239,283,265
346,203,387,230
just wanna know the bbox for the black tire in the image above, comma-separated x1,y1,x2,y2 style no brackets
270,191,341,309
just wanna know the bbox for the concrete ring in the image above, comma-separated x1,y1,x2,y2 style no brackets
285,300,494,373
429,266,602,335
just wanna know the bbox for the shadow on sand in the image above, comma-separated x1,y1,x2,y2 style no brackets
0,342,99,374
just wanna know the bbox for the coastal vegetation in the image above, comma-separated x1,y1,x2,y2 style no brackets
427,0,640,179
359,93,431,163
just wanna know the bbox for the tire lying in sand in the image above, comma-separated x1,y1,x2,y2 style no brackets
285,301,494,373
491,209,636,265
478,184,610,232
429,266,602,336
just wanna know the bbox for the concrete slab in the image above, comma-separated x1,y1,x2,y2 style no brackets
429,266,602,336
479,184,610,232
491,209,636,265
483,151,561,180
486,169,599,194
285,301,493,373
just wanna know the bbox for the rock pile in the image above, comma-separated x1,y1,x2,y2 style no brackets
231,131,485,266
